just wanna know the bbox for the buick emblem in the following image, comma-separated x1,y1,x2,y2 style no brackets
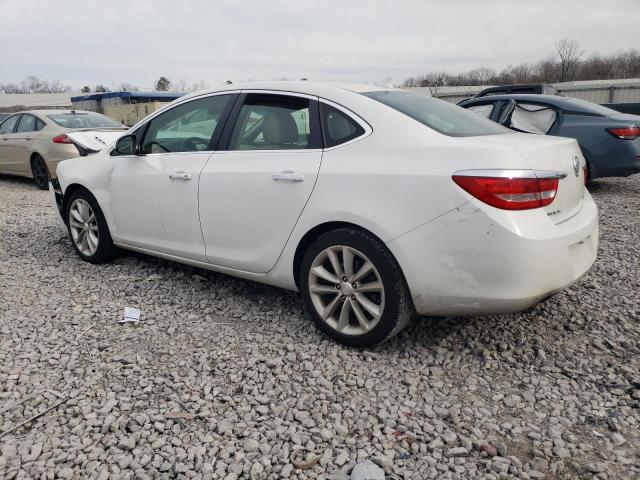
572,156,580,177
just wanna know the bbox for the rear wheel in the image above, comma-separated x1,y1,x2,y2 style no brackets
300,228,414,347
30,154,49,190
66,189,119,263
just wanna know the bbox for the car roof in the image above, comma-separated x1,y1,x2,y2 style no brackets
176,81,397,102
461,94,591,110
7,109,98,116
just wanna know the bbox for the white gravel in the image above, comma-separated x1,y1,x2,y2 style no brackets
1,174,639,479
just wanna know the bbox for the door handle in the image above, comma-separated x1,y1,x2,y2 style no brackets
272,171,304,182
168,171,192,180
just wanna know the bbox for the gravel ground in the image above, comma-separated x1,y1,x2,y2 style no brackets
0,174,639,480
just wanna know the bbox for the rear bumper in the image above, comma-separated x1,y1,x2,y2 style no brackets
387,193,599,315
590,140,640,179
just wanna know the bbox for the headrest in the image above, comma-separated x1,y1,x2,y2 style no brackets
263,110,299,146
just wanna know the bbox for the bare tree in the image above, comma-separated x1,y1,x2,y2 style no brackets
119,83,139,92
403,41,637,87
556,39,584,82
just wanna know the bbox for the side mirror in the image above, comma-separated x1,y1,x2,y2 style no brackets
114,134,137,155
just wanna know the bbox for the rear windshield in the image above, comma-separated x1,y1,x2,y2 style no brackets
47,112,122,129
363,91,508,137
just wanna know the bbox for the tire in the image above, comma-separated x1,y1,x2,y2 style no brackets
30,154,49,190
299,227,414,348
65,188,119,264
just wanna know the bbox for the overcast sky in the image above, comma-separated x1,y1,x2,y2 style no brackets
1,0,638,90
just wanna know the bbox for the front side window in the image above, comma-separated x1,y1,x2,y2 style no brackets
16,114,37,133
363,91,508,137
320,103,365,148
0,115,20,134
141,94,232,154
47,112,122,129
228,94,313,150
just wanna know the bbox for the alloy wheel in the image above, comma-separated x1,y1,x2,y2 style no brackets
69,199,99,256
308,245,385,335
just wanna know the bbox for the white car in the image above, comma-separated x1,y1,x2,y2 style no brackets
51,82,598,347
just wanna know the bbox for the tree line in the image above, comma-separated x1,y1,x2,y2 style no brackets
0,75,72,94
0,76,211,94
403,40,640,87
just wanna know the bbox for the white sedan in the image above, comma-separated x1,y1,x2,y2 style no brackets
51,82,598,347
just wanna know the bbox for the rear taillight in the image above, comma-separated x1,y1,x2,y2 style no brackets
583,165,589,185
52,134,73,144
452,172,560,210
606,126,640,140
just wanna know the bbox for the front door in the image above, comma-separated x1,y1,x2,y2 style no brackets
110,93,235,261
199,92,323,273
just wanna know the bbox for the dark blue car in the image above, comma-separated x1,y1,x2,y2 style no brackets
458,94,640,179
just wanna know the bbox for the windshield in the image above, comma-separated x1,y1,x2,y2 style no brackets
363,91,509,137
47,112,123,129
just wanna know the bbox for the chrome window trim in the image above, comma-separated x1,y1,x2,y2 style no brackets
215,149,323,155
239,89,317,101
453,169,567,179
127,90,242,134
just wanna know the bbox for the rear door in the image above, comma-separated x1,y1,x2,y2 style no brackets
199,91,323,273
0,114,22,172
13,114,41,174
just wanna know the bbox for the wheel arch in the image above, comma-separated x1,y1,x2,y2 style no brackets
29,151,50,175
62,183,94,222
292,221,396,289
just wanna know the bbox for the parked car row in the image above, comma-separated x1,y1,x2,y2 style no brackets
33,81,600,347
458,94,640,179
0,110,127,188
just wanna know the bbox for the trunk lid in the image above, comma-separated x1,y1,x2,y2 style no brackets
461,133,586,224
66,129,128,155
514,136,585,224
608,112,640,123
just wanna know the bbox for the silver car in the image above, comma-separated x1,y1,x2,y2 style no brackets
0,110,127,189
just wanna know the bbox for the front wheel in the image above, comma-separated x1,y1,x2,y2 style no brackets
66,189,119,264
300,228,414,347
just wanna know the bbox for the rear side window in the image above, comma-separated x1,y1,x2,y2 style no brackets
16,114,37,133
0,115,20,134
510,103,557,135
363,91,508,137
466,104,495,119
320,103,365,148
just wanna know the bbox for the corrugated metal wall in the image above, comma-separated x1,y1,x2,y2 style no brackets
406,78,640,104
